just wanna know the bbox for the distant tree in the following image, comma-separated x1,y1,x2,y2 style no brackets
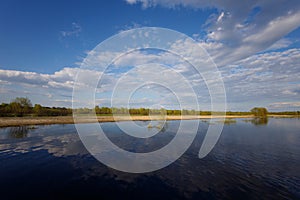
33,104,44,116
139,108,149,115
182,109,188,115
9,102,22,116
13,97,32,108
0,103,10,116
120,107,127,114
188,109,196,115
95,106,101,114
250,107,268,117
10,97,33,116
173,110,181,115
200,111,211,115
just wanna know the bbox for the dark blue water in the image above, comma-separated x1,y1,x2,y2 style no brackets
0,118,299,200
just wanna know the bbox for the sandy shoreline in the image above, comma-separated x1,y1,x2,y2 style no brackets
0,114,296,127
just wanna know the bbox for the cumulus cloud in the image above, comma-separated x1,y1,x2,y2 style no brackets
125,0,300,65
76,48,210,110
0,68,77,89
1,47,300,110
122,0,300,111
0,67,106,107
36,46,300,110
220,48,300,110
2,29,300,110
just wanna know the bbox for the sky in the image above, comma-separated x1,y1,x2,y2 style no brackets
0,0,300,111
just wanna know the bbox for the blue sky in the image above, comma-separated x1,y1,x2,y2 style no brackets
1,0,300,111
0,0,210,73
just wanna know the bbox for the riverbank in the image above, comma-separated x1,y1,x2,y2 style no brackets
0,114,297,127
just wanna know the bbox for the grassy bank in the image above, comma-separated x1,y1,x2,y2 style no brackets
0,115,251,127
0,114,260,127
0,114,299,127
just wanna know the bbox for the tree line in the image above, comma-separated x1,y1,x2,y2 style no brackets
74,106,194,115
0,97,72,117
1,97,299,117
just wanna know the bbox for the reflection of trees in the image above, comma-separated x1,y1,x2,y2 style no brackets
8,126,28,138
251,117,269,126
244,117,269,126
223,119,237,125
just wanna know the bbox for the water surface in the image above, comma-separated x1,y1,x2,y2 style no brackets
0,118,299,199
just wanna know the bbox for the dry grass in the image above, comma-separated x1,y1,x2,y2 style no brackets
0,115,255,127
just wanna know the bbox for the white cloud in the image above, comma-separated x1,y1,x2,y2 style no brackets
282,89,299,96
126,0,138,5
217,12,224,22
220,48,300,110
265,38,293,51
205,10,300,66
269,102,300,110
117,22,145,33
70,43,300,110
61,22,82,37
0,67,104,107
0,67,78,89
125,0,212,9
1,47,299,110
126,0,300,66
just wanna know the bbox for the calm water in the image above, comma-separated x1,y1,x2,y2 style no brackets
0,118,299,200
